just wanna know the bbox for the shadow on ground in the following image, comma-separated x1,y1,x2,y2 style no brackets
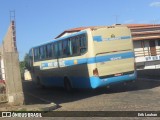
137,69,160,79
22,77,160,106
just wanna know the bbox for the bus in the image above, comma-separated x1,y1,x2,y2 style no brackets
28,25,137,91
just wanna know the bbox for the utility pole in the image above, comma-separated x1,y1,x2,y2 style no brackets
114,15,118,24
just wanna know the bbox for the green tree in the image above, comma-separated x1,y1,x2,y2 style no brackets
24,53,30,70
19,61,25,80
19,53,29,80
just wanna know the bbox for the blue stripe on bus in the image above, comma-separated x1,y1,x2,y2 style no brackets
41,63,48,67
92,51,133,63
77,71,136,88
89,72,137,88
65,51,134,66
93,35,131,42
93,36,102,42
40,71,137,89
65,58,88,66
121,36,132,39
41,51,134,68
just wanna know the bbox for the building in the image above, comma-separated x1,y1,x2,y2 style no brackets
127,24,160,69
55,24,160,70
0,19,24,104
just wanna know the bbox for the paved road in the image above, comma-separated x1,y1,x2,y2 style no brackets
22,78,160,112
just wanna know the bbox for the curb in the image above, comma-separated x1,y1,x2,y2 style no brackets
0,92,58,111
0,103,58,111
18,103,58,111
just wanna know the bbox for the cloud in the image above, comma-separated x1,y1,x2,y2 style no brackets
124,19,135,24
150,2,160,7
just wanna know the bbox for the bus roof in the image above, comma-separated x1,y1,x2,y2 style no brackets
31,29,88,49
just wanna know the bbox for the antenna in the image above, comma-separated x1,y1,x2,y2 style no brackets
10,10,16,22
114,15,118,24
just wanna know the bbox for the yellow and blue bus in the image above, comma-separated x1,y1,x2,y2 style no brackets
28,25,137,90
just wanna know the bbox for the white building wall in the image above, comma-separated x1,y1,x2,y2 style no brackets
134,40,160,69
24,69,32,81
0,59,5,80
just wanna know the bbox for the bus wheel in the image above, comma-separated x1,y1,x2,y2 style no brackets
64,78,72,92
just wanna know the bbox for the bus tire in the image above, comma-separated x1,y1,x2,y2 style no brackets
64,78,72,92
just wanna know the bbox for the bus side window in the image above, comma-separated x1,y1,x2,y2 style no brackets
71,37,79,55
68,38,72,56
44,46,47,59
80,35,87,54
39,47,42,60
40,46,46,60
34,48,39,61
62,39,68,57
29,49,33,68
58,41,63,58
33,48,37,61
46,44,52,58
38,47,40,60
53,42,59,58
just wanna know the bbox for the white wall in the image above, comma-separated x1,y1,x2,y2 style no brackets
133,40,160,69
0,59,5,80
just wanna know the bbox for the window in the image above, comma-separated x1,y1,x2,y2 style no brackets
29,49,33,67
53,42,59,58
79,35,87,54
29,49,33,58
46,44,52,58
68,39,72,56
71,37,79,55
149,40,157,56
58,41,63,57
39,46,46,59
80,35,87,47
51,33,87,58
34,48,40,61
62,40,67,56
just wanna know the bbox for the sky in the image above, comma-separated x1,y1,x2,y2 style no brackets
0,0,160,61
